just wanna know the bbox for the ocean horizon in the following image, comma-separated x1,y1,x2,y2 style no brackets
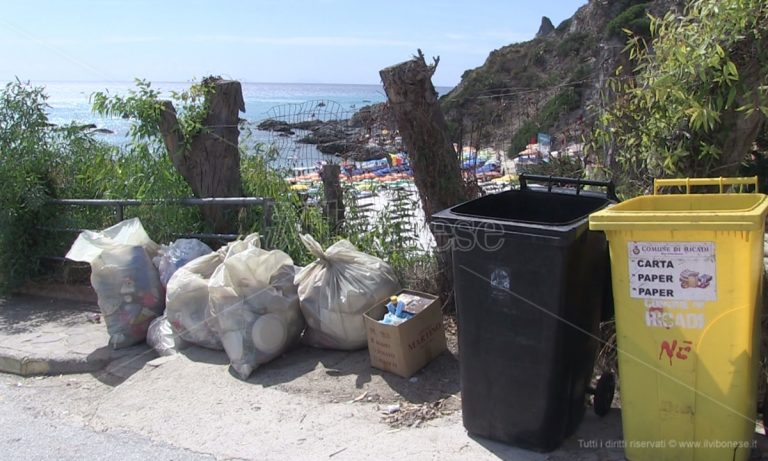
23,80,453,168
32,80,453,121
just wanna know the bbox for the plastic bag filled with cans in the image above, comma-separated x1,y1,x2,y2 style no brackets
208,247,304,380
66,218,164,349
294,234,400,350
165,234,261,350
153,238,213,287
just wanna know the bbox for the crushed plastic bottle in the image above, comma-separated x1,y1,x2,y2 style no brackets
387,296,404,316
380,295,414,325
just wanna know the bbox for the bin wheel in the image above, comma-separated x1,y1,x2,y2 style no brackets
593,372,615,417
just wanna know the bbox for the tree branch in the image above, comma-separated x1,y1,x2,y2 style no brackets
157,100,185,174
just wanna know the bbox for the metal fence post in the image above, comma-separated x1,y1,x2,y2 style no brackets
261,199,274,248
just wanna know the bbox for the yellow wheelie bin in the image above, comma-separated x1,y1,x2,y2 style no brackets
589,177,768,461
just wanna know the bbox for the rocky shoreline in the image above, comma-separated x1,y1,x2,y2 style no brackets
256,103,399,162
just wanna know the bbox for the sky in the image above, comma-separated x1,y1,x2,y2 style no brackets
0,0,588,87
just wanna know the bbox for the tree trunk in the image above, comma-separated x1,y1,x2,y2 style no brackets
380,51,472,306
158,79,245,233
321,163,344,232
380,52,469,221
714,48,767,176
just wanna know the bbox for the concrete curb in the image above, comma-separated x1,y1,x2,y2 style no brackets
0,345,111,377
0,294,136,377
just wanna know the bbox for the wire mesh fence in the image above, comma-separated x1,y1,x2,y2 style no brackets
259,99,517,254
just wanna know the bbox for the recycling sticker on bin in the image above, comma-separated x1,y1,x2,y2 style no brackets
628,241,716,302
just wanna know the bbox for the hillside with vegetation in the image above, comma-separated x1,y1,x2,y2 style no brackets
440,0,676,158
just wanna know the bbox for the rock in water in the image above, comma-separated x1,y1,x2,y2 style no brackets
90,128,114,134
257,119,292,133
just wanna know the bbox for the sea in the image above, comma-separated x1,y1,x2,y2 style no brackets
37,81,452,169
35,80,453,250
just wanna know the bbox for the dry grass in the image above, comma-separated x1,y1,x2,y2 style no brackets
380,396,460,428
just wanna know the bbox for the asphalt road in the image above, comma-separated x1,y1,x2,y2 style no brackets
0,387,217,461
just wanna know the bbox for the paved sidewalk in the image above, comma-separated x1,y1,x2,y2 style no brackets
1,293,767,460
0,295,142,376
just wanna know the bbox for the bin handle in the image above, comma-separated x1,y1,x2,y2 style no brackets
519,174,618,201
653,176,758,195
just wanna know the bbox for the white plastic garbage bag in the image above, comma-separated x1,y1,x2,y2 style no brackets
165,233,260,350
147,314,186,356
154,238,213,287
294,234,401,350
209,247,304,380
65,218,164,349
66,217,160,263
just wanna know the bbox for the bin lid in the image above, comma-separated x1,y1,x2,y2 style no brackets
432,188,613,243
589,193,768,231
446,189,610,224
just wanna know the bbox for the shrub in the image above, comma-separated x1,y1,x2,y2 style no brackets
556,31,593,57
606,3,650,38
539,88,581,127
0,80,437,293
508,88,581,157
0,82,88,290
508,120,538,157
517,153,584,178
240,148,332,266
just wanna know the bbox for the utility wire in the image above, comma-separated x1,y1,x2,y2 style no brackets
0,18,113,81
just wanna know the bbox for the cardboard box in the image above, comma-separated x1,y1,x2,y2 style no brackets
364,290,447,378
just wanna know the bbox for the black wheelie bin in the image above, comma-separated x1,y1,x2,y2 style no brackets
431,174,616,451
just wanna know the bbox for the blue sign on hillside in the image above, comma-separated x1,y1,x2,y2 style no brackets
537,133,551,154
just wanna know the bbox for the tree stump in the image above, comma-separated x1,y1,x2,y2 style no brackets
380,52,469,222
380,51,472,306
159,79,245,234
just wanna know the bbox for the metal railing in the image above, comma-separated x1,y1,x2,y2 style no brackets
41,197,274,263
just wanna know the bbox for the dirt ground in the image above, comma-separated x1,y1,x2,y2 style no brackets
0,309,625,461
180,315,463,427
